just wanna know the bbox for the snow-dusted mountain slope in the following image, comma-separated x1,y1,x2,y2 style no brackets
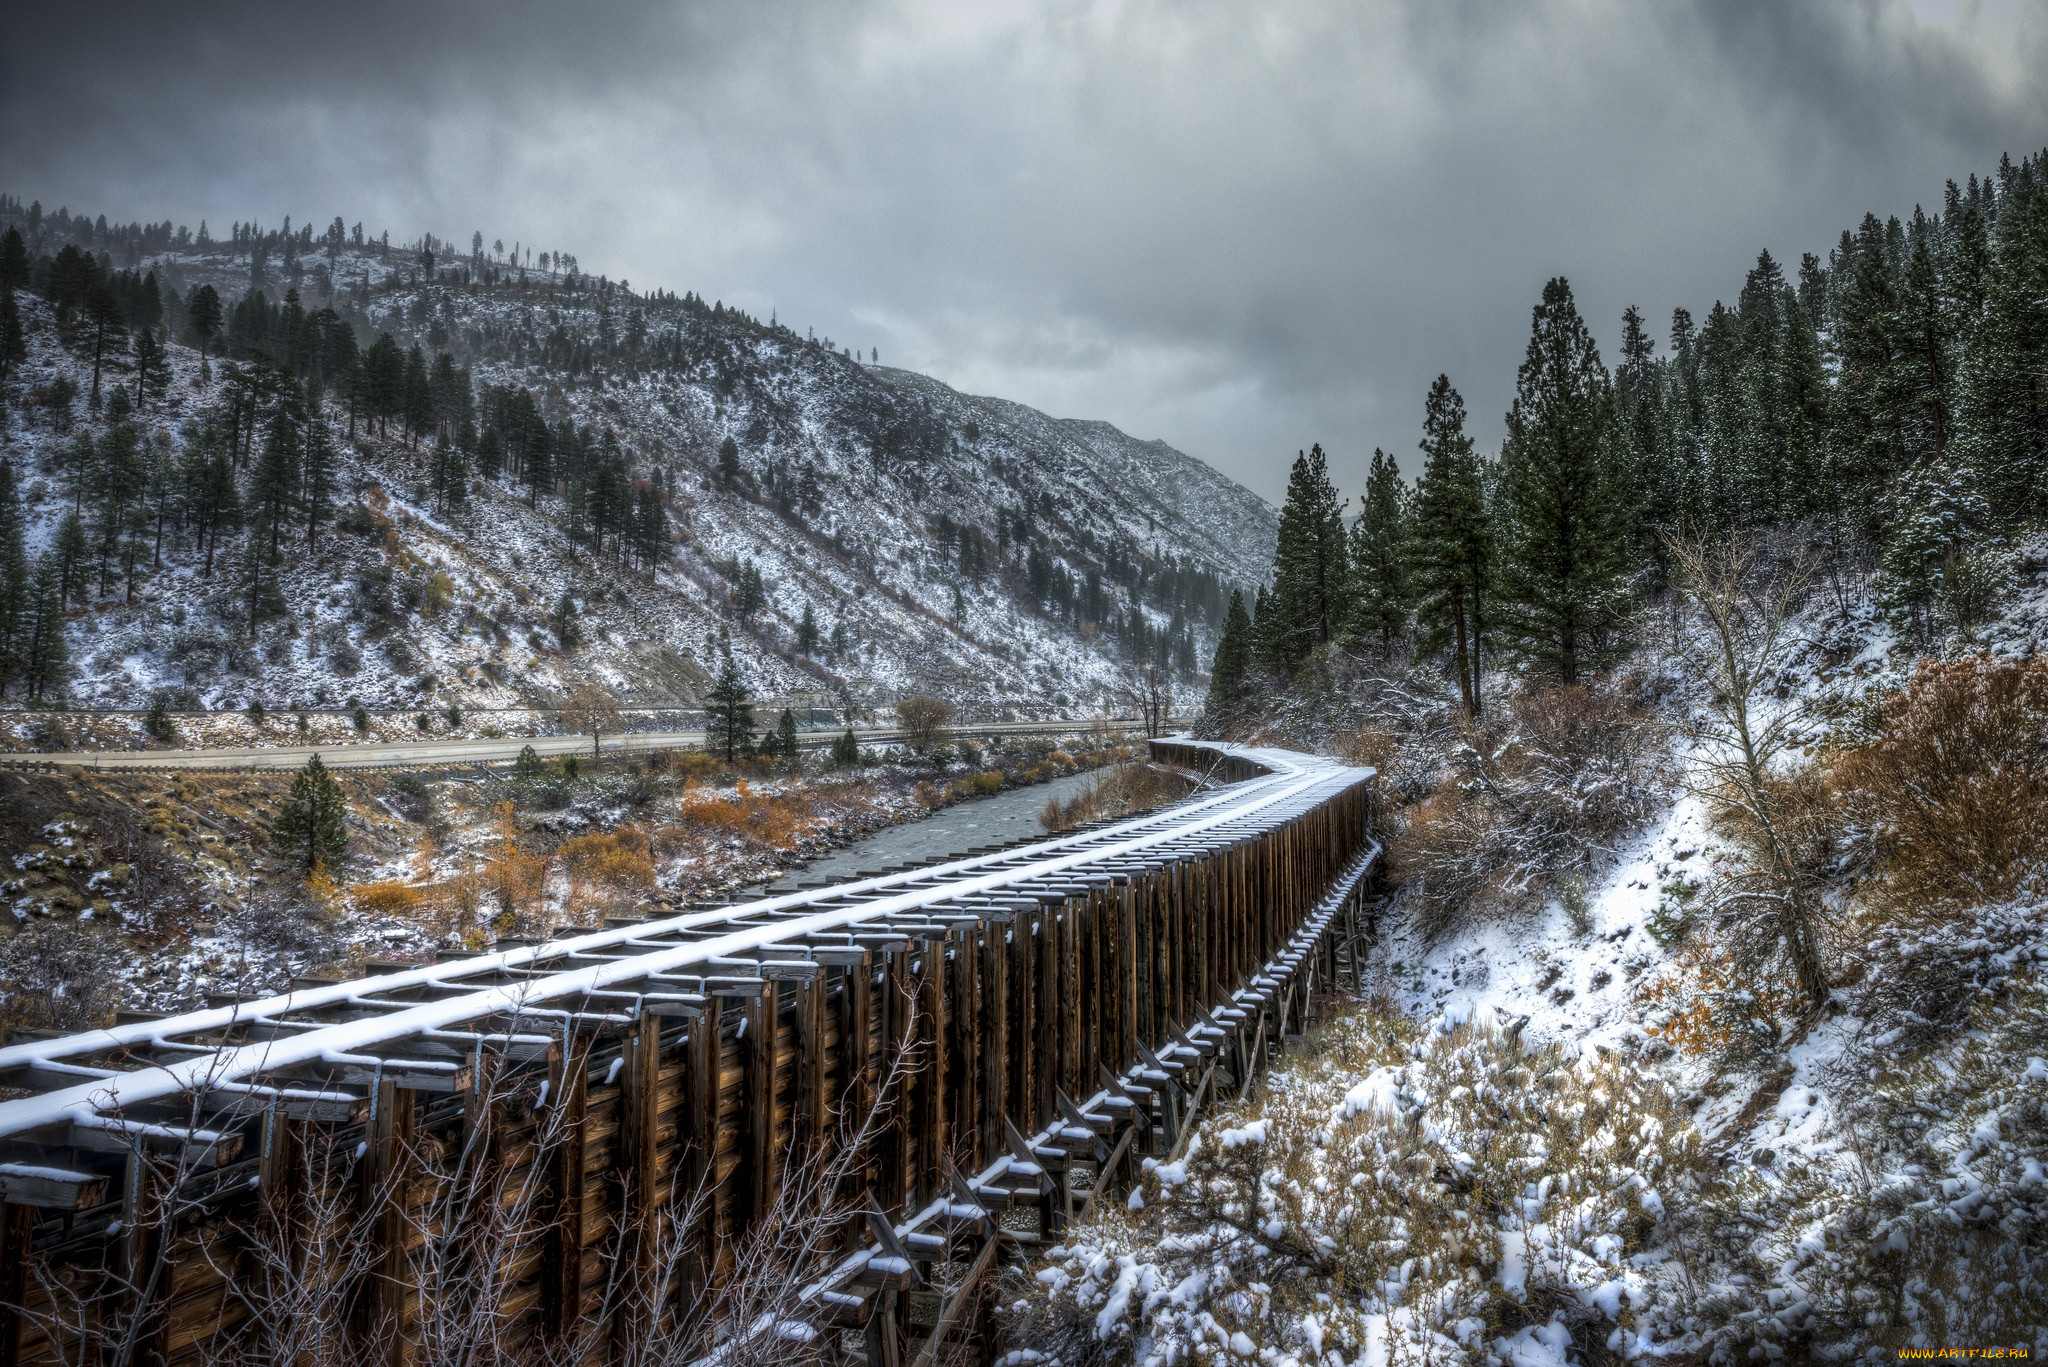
0,221,1277,717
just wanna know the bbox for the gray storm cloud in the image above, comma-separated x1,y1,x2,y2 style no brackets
4,0,2045,501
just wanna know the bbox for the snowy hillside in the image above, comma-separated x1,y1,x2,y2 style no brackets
0,206,1276,719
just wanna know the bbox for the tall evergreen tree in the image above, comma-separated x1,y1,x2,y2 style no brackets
302,394,336,547
1268,444,1348,670
1203,588,1254,734
0,228,27,291
1408,376,1491,716
0,461,27,691
21,554,68,700
1957,172,2048,525
186,283,222,379
703,656,756,761
0,287,24,389
249,401,301,560
272,753,349,874
1343,448,1412,652
1493,278,1631,685
53,510,90,606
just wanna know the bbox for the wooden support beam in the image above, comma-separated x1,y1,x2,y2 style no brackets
0,1203,29,1367
619,1007,662,1354
745,982,780,1231
540,1037,588,1342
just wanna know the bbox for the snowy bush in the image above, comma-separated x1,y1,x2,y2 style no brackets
1008,1007,1703,1366
1391,683,1669,934
1664,975,2048,1360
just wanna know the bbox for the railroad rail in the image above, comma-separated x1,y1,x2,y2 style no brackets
0,738,1377,1366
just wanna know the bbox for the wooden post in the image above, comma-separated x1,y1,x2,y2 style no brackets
0,1204,32,1367
619,1008,663,1354
980,918,1008,1166
540,1040,588,1341
745,983,780,1230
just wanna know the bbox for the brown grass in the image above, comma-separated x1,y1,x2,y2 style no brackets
350,880,423,915
557,828,657,888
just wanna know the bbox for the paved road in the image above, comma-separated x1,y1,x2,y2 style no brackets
5,718,1142,773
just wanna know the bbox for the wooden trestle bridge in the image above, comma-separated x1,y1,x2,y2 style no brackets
0,739,1378,1366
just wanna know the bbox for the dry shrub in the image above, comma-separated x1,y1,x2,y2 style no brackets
557,828,656,888
0,921,124,1033
1632,940,1800,1064
1830,655,2048,912
1391,682,1668,934
351,880,422,916
1037,762,1196,833
483,800,548,936
1675,975,2048,1357
1011,1005,1704,1364
677,780,823,849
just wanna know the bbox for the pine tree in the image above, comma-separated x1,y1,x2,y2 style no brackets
831,726,861,767
84,283,126,402
273,753,349,875
1957,174,2048,526
767,708,799,761
0,460,27,691
21,554,68,700
131,328,170,415
703,656,755,762
1268,444,1348,670
552,592,581,649
248,401,301,560
719,435,741,481
1408,375,1491,715
53,510,90,606
187,283,222,377
302,395,335,547
1343,448,1412,652
1492,278,1631,685
0,228,27,291
237,537,288,633
1203,588,1254,734
0,287,24,390
797,602,819,652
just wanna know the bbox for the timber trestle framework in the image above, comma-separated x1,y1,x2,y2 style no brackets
0,740,1377,1366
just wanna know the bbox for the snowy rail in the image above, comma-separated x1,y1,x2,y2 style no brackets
0,737,1377,1365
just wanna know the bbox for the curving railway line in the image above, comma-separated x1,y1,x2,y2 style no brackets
0,737,1379,1366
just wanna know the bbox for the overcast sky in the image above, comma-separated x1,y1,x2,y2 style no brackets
5,0,2045,503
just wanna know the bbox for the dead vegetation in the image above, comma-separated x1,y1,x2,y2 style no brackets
1036,760,1197,833
1386,679,1670,936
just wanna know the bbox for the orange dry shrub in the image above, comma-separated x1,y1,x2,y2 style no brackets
1829,655,2048,912
352,880,423,915
484,800,549,935
1633,941,1797,1064
558,829,656,888
676,779,822,849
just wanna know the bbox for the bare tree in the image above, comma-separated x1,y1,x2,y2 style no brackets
559,681,624,763
1120,662,1172,738
1666,532,1832,1017
893,696,952,755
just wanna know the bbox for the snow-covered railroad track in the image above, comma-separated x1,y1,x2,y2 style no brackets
0,738,1376,1366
